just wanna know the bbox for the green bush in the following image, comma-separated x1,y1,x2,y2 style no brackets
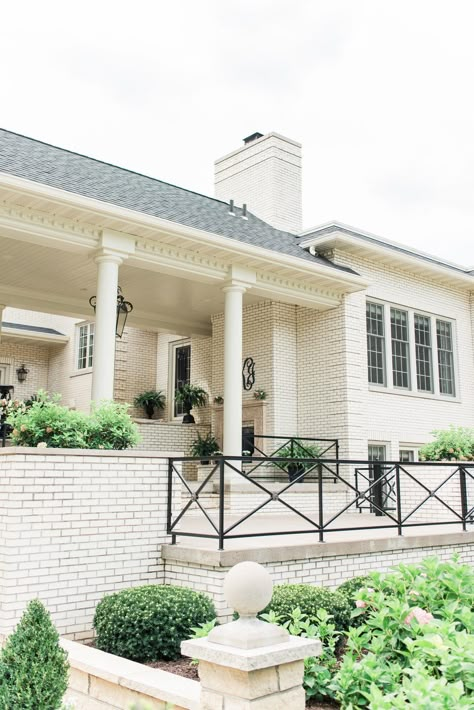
330,556,474,707
94,585,216,661
260,583,351,630
86,401,140,449
337,575,371,600
419,425,474,461
0,599,69,709
7,391,139,449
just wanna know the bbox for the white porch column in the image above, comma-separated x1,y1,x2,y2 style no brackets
91,252,123,402
222,283,246,458
0,305,4,344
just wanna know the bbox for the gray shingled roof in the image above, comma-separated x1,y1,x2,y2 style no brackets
2,322,65,336
0,129,356,275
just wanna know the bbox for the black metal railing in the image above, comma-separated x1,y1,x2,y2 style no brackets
240,434,339,482
167,456,474,550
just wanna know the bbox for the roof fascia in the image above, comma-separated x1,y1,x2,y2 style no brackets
0,173,367,291
299,227,474,288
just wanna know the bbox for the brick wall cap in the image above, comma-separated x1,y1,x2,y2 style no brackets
61,638,199,708
0,447,182,458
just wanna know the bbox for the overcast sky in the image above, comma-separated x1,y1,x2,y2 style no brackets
2,1,474,265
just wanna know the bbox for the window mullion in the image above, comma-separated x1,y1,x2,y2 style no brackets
384,306,393,389
431,315,441,395
407,310,417,393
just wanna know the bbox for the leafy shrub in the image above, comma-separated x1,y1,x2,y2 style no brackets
0,599,69,709
260,583,351,630
94,585,216,661
338,575,371,600
7,391,139,449
419,425,474,461
331,556,474,707
86,401,140,449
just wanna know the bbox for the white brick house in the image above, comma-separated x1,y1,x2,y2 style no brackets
1,129,473,461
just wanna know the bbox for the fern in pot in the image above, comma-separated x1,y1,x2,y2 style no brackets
175,384,207,423
134,390,166,419
190,432,221,465
278,441,323,483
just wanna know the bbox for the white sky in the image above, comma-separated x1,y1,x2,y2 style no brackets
2,1,474,265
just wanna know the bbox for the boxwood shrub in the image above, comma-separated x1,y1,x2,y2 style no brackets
93,585,216,661
260,583,351,630
338,575,371,599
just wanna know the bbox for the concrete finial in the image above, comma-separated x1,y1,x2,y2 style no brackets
208,561,289,650
223,561,273,619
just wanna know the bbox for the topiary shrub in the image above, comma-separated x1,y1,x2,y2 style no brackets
93,585,216,661
260,584,351,630
0,599,69,709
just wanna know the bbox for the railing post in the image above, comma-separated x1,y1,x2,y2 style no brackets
167,458,176,544
373,461,384,516
290,438,294,458
219,458,225,550
395,464,403,536
318,461,324,542
460,466,468,532
335,440,339,482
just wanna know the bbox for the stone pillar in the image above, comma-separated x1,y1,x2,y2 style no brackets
91,251,122,402
222,283,246,458
181,561,320,709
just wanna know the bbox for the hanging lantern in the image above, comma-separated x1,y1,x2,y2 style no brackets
89,286,133,339
16,364,29,383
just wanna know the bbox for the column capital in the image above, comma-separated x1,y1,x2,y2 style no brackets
93,248,125,267
222,265,256,293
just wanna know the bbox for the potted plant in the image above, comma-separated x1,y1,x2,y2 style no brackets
190,432,221,465
253,388,267,400
213,395,224,405
134,390,166,419
175,384,207,424
278,441,323,483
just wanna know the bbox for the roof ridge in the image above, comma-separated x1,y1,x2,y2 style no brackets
0,127,236,211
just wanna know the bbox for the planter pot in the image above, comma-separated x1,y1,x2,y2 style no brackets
182,411,195,424
288,462,306,483
144,404,155,419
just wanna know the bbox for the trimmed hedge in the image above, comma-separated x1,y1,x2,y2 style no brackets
338,575,371,599
93,585,216,661
260,583,351,630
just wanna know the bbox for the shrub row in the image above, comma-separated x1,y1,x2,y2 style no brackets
7,391,139,449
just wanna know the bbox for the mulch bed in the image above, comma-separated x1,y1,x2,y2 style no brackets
146,655,199,681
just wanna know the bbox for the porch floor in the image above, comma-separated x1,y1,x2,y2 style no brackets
170,512,470,551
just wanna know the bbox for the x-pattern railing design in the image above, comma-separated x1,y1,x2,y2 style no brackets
167,456,474,550
241,435,339,482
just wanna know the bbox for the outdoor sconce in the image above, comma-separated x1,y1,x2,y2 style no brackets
16,364,29,383
89,286,133,339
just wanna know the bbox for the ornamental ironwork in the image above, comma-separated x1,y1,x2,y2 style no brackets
242,357,255,391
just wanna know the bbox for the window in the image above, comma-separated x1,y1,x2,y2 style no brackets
0,364,10,384
399,449,415,463
390,308,410,389
366,301,456,398
172,341,191,417
437,319,455,396
366,302,386,385
76,323,94,370
368,444,386,461
414,315,433,392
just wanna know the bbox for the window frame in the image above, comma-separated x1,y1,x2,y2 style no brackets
75,322,95,372
366,299,459,400
168,338,191,420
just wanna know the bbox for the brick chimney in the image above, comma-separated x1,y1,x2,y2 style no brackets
214,132,302,234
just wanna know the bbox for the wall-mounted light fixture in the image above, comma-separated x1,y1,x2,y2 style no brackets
16,364,29,383
89,286,133,339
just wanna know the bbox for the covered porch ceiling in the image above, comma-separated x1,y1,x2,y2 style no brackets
0,173,368,336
